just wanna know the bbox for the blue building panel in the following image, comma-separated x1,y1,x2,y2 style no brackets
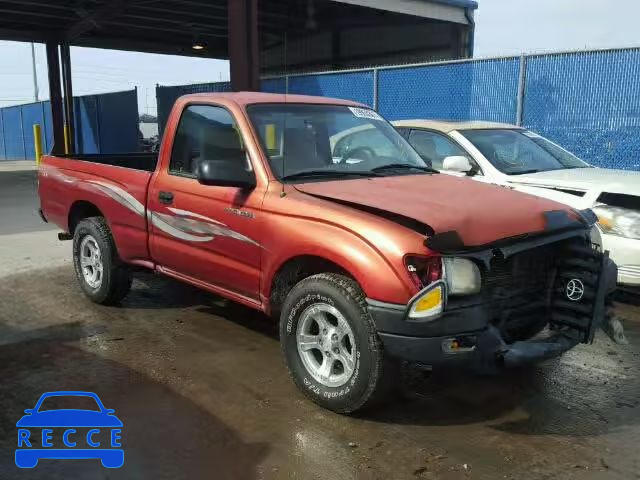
2,106,25,160
20,103,45,161
74,95,100,154
0,109,5,160
42,101,54,154
96,89,139,153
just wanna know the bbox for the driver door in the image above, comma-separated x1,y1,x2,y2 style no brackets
148,104,264,301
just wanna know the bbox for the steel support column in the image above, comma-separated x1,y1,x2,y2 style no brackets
60,43,74,153
228,0,259,91
45,42,64,154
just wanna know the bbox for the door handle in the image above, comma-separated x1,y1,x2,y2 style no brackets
158,191,174,205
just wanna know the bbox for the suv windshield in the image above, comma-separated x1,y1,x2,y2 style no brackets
247,104,428,181
460,129,590,175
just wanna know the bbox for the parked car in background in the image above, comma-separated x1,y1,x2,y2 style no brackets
38,94,619,413
393,120,640,290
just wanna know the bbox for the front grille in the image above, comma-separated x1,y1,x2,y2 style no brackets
481,244,560,342
479,238,602,343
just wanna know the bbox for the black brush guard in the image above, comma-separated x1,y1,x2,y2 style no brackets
501,247,613,367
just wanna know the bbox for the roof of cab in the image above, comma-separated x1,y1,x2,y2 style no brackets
181,91,366,108
392,119,522,133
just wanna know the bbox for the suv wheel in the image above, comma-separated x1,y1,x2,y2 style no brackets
73,217,132,305
280,273,396,413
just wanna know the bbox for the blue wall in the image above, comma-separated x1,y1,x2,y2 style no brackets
0,89,139,161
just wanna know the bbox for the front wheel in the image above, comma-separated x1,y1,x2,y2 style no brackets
73,217,132,305
280,273,396,413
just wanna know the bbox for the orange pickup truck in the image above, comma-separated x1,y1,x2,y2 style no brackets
38,92,617,413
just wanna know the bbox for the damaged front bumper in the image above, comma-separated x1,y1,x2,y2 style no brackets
368,240,620,369
375,325,583,369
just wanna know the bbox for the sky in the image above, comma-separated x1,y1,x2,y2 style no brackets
1,0,640,112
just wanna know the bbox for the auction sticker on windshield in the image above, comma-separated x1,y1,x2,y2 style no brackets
348,107,383,121
15,391,124,469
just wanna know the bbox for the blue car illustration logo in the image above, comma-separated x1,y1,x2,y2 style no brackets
16,391,123,468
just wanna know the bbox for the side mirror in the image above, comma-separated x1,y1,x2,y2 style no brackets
105,409,115,415
196,159,256,189
24,409,34,414
442,156,473,174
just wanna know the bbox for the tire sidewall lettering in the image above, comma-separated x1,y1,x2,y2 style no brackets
287,293,362,400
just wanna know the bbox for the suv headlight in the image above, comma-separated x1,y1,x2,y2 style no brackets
592,205,640,240
443,257,481,295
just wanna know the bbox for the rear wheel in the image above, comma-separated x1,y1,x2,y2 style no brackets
280,273,396,413
73,217,132,305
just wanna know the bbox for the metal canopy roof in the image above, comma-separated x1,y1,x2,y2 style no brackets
0,0,475,59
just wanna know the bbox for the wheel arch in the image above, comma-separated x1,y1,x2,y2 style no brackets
266,254,351,316
68,200,105,234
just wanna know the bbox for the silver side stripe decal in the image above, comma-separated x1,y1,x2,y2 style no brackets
150,212,214,242
86,180,146,216
153,210,260,246
43,166,259,247
167,207,226,226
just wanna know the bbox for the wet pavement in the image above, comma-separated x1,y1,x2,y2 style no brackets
0,266,639,479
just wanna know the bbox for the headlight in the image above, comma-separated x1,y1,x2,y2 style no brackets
443,257,481,295
592,205,640,240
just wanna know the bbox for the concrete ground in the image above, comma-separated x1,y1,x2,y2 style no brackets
0,161,70,276
1,166,639,479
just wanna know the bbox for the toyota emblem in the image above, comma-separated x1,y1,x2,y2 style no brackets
566,278,585,301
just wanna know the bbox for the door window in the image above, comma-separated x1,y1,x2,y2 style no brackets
169,105,245,177
408,130,474,170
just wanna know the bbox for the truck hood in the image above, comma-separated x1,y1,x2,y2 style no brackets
294,175,581,248
507,167,640,196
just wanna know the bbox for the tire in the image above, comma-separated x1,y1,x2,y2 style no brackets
73,216,132,305
280,273,396,413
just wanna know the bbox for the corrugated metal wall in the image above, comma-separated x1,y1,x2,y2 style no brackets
155,47,640,171
0,89,139,161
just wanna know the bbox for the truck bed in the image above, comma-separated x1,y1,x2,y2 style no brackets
55,152,158,172
38,153,155,266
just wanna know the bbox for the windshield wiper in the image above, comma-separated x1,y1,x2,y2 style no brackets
281,170,381,181
371,163,439,174
511,169,542,175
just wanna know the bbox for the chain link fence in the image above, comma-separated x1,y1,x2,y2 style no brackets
157,47,640,171
523,48,640,170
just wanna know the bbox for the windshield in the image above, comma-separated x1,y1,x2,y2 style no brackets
247,104,428,181
460,129,590,175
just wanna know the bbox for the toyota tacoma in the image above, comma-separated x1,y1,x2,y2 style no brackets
38,93,618,413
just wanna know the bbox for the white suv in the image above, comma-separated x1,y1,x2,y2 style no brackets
392,120,640,289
